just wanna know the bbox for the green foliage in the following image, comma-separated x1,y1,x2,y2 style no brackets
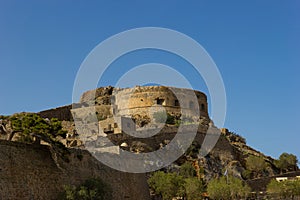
185,141,201,158
62,185,76,200
148,170,205,200
174,115,196,127
245,155,267,173
50,118,67,138
241,169,252,180
267,179,300,199
275,153,298,173
207,177,230,200
179,162,196,178
207,176,251,200
0,115,9,120
184,177,204,200
9,113,67,142
148,171,185,200
60,178,112,200
153,112,175,125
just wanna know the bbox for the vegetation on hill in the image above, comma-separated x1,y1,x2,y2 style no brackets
207,175,251,200
244,155,267,178
1,113,67,143
0,113,70,162
267,179,300,199
148,170,204,200
275,153,298,173
60,178,112,200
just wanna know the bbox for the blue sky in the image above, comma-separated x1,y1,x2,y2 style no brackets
0,1,299,161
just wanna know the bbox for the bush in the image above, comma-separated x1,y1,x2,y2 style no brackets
184,177,204,200
275,153,298,173
148,170,206,200
267,179,300,199
185,141,201,158
60,178,112,200
241,170,252,180
148,171,185,200
245,155,267,174
8,113,68,143
179,162,196,178
207,176,250,199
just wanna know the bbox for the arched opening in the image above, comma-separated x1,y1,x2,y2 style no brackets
201,103,205,111
156,98,165,105
174,100,179,107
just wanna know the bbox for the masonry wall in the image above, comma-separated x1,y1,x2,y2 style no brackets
38,105,73,121
39,86,209,122
113,86,209,118
0,140,150,200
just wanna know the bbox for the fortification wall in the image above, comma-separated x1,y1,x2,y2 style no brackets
114,86,208,118
0,140,150,200
38,86,209,122
38,105,73,121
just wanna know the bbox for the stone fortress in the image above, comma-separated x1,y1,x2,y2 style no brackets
54,85,212,155
72,85,210,135
37,85,213,152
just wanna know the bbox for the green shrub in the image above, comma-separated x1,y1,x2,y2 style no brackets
267,179,300,199
184,177,204,200
245,155,267,173
185,141,201,158
60,178,112,200
148,171,185,200
207,176,250,199
275,152,298,173
241,170,252,180
179,162,196,178
9,113,67,141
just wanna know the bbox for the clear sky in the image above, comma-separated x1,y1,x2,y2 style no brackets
0,1,299,161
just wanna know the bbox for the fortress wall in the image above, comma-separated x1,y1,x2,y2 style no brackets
38,86,209,122
114,86,208,118
80,86,114,103
38,105,73,121
0,140,150,200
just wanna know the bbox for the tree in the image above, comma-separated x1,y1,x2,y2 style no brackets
0,113,69,162
267,179,300,199
245,155,267,177
207,176,250,200
207,177,230,200
60,178,112,200
179,162,196,178
184,177,204,200
4,113,67,143
275,153,298,173
148,171,185,200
